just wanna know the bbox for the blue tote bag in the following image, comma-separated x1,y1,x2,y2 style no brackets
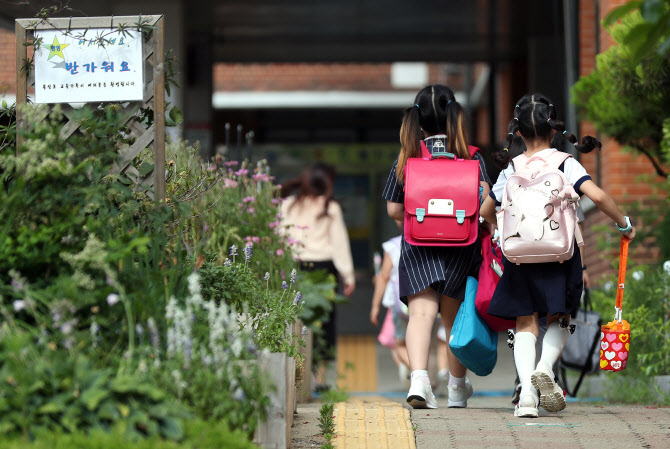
449,276,498,376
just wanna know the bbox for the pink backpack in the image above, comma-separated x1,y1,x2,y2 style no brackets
497,151,584,264
403,143,481,247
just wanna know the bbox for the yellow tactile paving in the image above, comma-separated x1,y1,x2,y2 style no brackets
333,398,416,449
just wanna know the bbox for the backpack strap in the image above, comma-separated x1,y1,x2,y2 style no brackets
468,145,480,158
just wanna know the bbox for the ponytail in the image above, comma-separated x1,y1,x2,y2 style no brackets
396,85,471,181
396,106,423,182
493,117,520,169
446,101,470,160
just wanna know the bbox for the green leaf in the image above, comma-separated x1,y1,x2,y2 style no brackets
138,162,154,177
1,100,6,108
168,106,184,125
81,387,109,410
159,417,183,441
38,401,65,414
603,1,642,26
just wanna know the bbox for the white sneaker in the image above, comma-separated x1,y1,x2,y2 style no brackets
406,377,438,409
531,369,566,412
514,393,539,418
447,377,473,408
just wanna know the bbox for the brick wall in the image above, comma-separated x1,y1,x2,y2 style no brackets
213,62,468,92
0,27,15,95
578,0,662,283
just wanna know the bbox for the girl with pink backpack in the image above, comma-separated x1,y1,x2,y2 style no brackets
480,93,637,418
383,85,492,409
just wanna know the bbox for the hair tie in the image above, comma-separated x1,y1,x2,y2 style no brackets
563,130,567,135
503,148,509,152
548,103,553,107
515,104,519,108
508,132,513,135
448,100,452,104
415,104,420,109
547,118,551,123
513,117,518,121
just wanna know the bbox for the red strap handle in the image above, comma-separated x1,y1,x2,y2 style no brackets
616,235,630,311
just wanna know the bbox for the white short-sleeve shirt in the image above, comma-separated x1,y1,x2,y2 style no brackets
489,148,592,205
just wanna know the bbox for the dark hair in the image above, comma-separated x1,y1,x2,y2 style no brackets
280,162,336,218
396,84,470,182
493,93,602,168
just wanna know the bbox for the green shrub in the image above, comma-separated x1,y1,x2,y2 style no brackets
1,419,257,449
0,328,188,440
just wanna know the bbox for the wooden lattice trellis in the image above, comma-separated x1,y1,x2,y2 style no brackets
15,15,166,201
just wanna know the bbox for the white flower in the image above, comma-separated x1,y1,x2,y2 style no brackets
603,281,614,292
12,300,26,312
106,293,120,306
663,260,670,275
632,271,644,281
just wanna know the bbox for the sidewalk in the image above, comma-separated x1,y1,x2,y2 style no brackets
290,334,670,448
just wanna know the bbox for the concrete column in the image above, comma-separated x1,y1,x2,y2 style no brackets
183,2,214,159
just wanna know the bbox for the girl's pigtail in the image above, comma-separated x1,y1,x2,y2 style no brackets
560,126,601,154
575,135,602,154
396,106,423,182
493,119,520,169
446,100,469,159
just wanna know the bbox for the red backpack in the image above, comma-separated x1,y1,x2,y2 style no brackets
403,143,481,247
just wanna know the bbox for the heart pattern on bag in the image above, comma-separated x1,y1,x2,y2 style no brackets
601,341,609,350
600,359,608,368
549,220,559,231
612,342,623,351
619,352,628,360
605,351,616,360
606,333,616,342
625,343,630,351
611,360,622,370
619,334,629,342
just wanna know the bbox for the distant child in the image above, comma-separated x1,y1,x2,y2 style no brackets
383,85,491,409
480,93,636,418
370,231,411,385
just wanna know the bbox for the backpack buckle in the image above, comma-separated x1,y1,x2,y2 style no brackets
456,210,465,224
416,208,425,223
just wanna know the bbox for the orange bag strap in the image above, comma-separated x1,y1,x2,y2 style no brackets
615,235,630,322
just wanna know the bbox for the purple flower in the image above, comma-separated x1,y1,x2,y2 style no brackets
243,243,253,262
269,220,280,229
229,245,238,257
242,196,255,203
281,281,288,290
234,168,249,177
293,291,302,306
264,272,270,281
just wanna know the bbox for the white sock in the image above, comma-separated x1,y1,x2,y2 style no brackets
448,373,465,388
438,368,449,379
538,321,569,375
514,332,537,398
411,370,430,385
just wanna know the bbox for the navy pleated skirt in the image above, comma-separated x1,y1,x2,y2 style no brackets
487,247,584,320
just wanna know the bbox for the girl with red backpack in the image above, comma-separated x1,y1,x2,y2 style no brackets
382,85,491,409
480,93,636,418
